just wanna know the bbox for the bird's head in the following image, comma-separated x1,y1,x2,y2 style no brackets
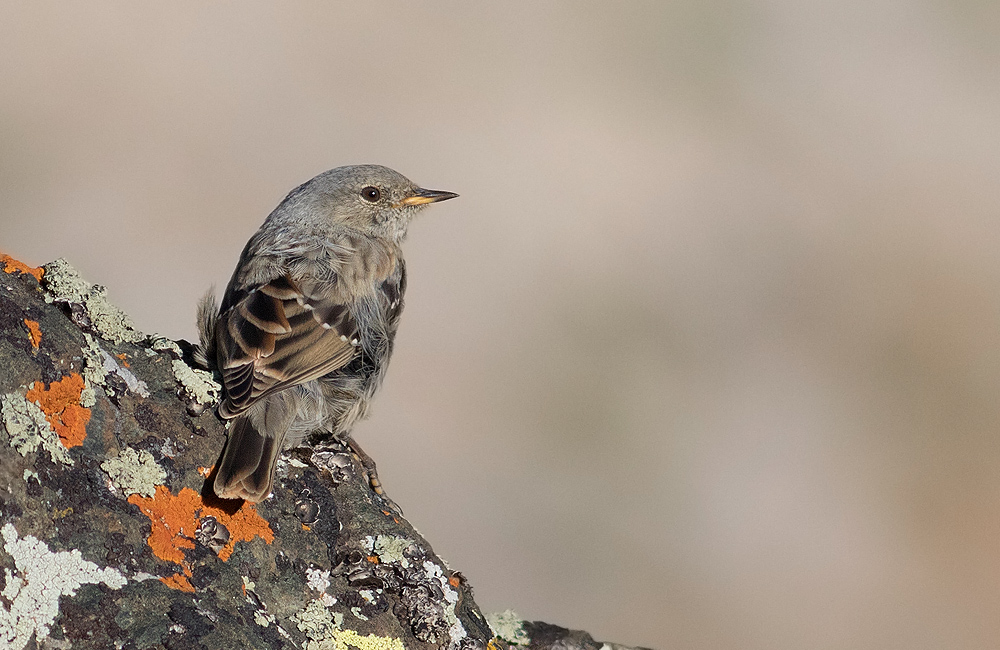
299,164,458,242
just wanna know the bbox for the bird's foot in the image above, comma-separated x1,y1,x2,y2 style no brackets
346,436,404,517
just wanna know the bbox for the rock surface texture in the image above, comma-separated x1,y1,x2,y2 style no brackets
0,255,648,650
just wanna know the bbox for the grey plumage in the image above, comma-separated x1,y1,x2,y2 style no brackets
196,165,457,502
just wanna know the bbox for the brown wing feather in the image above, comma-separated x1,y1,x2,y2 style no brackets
216,274,358,418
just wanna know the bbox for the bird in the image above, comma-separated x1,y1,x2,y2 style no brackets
194,164,457,502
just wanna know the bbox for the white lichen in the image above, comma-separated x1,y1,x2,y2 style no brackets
361,537,465,646
160,438,177,459
41,259,144,344
132,572,160,582
81,332,149,398
100,447,166,498
486,610,530,646
170,359,220,407
306,567,331,593
0,393,73,466
0,522,126,650
422,560,466,646
102,347,149,397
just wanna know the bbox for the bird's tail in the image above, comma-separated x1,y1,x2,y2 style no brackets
193,287,218,370
213,401,290,502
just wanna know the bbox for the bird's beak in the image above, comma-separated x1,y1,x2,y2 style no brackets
398,187,459,207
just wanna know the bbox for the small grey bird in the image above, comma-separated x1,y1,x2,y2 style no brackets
195,165,457,502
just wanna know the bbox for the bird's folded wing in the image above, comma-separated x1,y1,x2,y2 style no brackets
217,274,358,417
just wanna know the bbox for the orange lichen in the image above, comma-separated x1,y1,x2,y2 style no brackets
196,465,214,478
128,486,274,574
215,499,275,561
25,373,90,448
128,485,195,566
0,253,43,281
448,575,461,588
24,319,41,349
160,573,196,593
366,555,380,564
116,352,130,367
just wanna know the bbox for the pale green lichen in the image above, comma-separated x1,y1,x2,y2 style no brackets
370,535,412,567
0,522,126,650
486,610,529,646
100,447,166,498
79,386,96,408
170,359,220,407
78,334,105,406
0,392,73,466
292,599,404,650
81,333,108,388
243,576,285,635
149,336,184,357
41,258,143,344
293,599,344,641
147,336,221,407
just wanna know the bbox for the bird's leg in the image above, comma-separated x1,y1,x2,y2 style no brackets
346,436,402,516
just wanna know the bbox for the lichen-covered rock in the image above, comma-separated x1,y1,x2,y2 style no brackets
41,258,144,344
0,256,647,650
101,447,168,498
1,522,127,649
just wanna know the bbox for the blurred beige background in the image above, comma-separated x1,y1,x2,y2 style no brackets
3,1,1000,648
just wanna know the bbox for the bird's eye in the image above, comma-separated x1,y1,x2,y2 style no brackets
361,186,381,202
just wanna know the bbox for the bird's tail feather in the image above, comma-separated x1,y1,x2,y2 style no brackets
193,287,218,370
213,411,286,502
